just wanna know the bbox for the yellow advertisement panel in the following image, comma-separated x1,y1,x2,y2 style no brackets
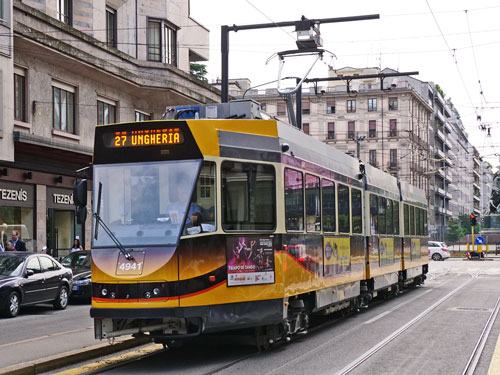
411,238,421,260
379,238,394,266
324,237,351,276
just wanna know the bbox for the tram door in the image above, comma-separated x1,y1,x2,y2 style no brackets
47,209,82,257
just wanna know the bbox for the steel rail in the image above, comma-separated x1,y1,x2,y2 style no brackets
334,277,474,375
462,293,500,375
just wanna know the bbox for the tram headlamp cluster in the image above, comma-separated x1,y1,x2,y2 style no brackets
144,291,151,299
153,288,160,296
109,292,116,299
101,288,108,297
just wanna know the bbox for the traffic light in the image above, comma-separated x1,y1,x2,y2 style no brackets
470,214,477,226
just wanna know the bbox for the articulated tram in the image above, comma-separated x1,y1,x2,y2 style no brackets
85,101,428,347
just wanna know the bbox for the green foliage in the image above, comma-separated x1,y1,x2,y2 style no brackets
189,63,208,83
445,218,464,242
458,213,472,235
435,84,445,98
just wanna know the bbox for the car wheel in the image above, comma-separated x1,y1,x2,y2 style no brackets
432,253,442,261
54,285,69,310
3,291,20,318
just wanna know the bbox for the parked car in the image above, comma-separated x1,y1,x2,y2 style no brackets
60,250,91,301
0,252,73,317
428,241,450,261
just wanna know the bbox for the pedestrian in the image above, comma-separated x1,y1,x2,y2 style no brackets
6,240,15,251
71,238,83,252
11,230,26,251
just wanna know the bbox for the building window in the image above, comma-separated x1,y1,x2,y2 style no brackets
97,98,116,125
135,111,151,121
369,150,377,167
14,68,26,122
57,0,72,25
147,20,177,66
327,122,335,139
389,97,398,110
277,102,286,116
302,101,310,115
390,149,397,168
106,7,117,48
53,82,75,133
260,103,267,111
368,98,377,112
389,119,397,137
347,99,356,113
303,123,309,135
348,121,355,139
369,120,376,138
327,100,335,114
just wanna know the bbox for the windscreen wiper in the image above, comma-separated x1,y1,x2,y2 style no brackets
94,182,134,261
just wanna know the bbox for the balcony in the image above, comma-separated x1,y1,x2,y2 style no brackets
473,195,481,202
437,187,446,196
444,121,452,133
437,169,446,179
473,157,481,167
436,128,445,142
435,148,445,159
446,209,453,217
444,138,452,150
389,161,398,169
473,182,481,190
436,110,445,124
473,169,480,178
446,191,453,200
445,173,452,183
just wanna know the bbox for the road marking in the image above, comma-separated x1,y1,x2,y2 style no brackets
0,326,93,349
364,289,433,325
52,343,164,375
489,334,500,375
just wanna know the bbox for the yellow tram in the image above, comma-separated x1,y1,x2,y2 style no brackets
79,101,428,346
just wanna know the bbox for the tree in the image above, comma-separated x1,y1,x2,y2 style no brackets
445,218,464,242
435,84,445,98
190,63,208,83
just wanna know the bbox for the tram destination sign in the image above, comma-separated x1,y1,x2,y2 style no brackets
103,128,184,148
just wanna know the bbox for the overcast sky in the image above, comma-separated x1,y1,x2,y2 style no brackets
190,0,500,168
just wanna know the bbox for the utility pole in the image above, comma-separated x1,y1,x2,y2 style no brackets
352,132,366,159
220,14,380,103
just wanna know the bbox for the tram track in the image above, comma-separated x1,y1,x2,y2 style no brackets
462,293,500,375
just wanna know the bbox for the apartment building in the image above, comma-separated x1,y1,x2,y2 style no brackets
0,0,218,254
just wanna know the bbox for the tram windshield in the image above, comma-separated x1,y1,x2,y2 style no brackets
93,160,201,247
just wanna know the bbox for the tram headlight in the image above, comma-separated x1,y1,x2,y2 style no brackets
101,288,108,297
110,292,116,299
153,288,160,296
144,291,151,299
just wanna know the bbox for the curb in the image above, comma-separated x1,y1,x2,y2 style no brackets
0,336,151,375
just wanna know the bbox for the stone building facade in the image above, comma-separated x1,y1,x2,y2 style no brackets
0,0,218,254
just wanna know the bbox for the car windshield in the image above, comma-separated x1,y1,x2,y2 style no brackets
0,255,25,277
61,252,91,268
93,160,201,247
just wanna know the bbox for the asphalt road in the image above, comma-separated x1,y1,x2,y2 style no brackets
5,258,500,375
0,300,95,369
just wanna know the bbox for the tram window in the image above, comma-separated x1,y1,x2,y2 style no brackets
410,206,415,236
404,204,409,236
419,208,425,235
415,207,421,236
185,161,216,235
387,200,393,235
352,189,362,234
379,197,387,235
285,168,304,231
338,185,350,233
393,201,400,235
221,162,276,231
423,210,428,235
305,174,320,232
322,179,335,232
370,194,378,234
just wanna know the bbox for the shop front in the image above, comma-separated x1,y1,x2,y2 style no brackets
0,181,35,251
46,187,84,257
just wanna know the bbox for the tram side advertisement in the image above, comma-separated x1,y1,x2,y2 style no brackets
226,235,275,286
